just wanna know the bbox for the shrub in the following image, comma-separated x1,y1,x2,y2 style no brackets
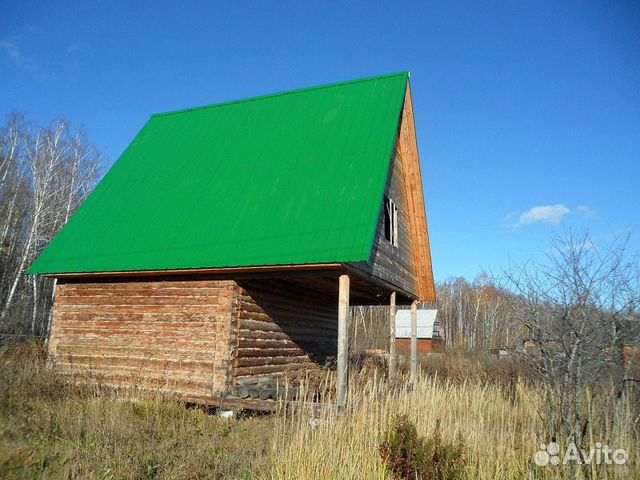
380,416,465,480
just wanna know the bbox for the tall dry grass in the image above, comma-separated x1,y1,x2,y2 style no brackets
0,343,272,479
1,344,637,479
270,365,638,480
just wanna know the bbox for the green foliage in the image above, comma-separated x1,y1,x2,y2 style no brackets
380,416,466,480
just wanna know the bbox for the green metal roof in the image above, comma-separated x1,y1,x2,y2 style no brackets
29,72,409,274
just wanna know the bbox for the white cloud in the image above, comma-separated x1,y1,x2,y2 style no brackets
0,39,33,68
517,204,570,226
577,205,597,218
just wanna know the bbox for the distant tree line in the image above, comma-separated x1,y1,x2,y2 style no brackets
0,114,102,339
436,275,516,351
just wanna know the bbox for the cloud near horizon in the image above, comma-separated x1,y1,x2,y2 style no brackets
516,204,570,226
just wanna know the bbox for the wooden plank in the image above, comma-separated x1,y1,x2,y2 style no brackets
389,291,397,383
337,274,349,408
410,300,417,382
398,83,436,301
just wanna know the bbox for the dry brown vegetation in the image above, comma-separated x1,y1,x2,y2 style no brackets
0,343,272,479
1,343,637,480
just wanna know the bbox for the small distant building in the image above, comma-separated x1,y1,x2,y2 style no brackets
621,320,640,370
395,309,443,353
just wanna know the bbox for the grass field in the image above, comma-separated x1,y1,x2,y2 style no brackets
0,344,636,479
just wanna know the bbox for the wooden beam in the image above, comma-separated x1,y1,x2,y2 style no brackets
398,82,436,301
344,262,415,303
410,300,418,382
389,291,397,384
337,274,350,408
43,263,344,279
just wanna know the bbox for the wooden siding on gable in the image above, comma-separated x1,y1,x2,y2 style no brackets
352,83,436,301
49,279,236,399
361,150,418,297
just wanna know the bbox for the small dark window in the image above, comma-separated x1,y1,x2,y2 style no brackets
384,196,398,247
432,320,441,338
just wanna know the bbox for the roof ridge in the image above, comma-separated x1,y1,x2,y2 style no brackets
152,71,409,118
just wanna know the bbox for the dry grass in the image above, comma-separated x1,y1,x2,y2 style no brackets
1,344,637,479
0,343,272,479
270,357,638,480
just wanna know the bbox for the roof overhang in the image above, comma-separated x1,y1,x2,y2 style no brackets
44,262,344,279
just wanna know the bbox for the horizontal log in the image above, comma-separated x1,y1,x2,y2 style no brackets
56,304,223,314
237,337,335,350
234,362,317,377
238,339,294,350
57,344,223,361
236,347,305,358
56,336,225,350
54,364,220,391
57,353,222,377
241,308,334,322
57,321,230,335
55,328,225,340
234,355,310,368
57,295,225,306
237,318,280,332
237,319,337,337
59,279,234,291
238,280,336,302
235,329,291,341
57,312,224,323
59,287,228,297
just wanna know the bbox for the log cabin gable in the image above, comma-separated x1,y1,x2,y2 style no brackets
348,83,435,302
359,149,419,299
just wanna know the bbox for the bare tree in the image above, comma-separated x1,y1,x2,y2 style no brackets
0,115,102,339
502,231,640,451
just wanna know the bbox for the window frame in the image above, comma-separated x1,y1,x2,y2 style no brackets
383,196,399,248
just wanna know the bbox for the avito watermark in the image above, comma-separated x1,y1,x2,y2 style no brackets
534,441,628,467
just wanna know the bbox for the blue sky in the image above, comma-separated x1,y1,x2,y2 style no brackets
1,1,639,282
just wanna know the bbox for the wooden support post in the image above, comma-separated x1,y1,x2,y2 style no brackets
337,274,350,408
410,300,418,383
389,291,397,384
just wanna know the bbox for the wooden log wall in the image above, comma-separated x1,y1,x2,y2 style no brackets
232,279,338,388
49,278,236,400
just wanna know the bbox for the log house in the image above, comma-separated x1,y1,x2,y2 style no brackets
29,72,435,408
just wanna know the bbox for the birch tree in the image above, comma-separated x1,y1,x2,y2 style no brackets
0,115,102,339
